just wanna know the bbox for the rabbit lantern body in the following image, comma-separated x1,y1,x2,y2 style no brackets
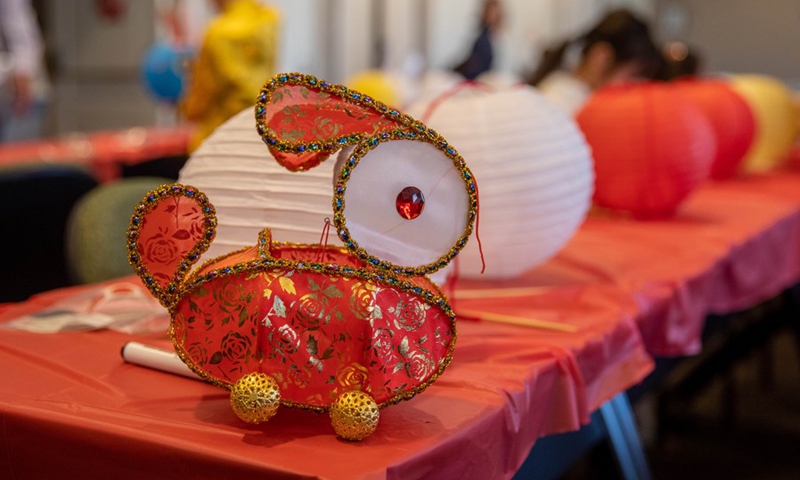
127,73,478,440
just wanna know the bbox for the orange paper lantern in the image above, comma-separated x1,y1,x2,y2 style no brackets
576,82,715,218
675,78,755,180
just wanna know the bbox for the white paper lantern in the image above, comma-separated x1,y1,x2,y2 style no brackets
178,108,340,262
178,108,460,286
407,85,594,279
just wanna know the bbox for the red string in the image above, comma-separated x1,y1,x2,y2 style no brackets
445,256,459,311
420,79,494,123
473,177,487,274
317,217,331,262
421,79,488,275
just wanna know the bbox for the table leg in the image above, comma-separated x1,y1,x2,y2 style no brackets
599,393,652,480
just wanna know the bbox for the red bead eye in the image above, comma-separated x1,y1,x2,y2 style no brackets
395,186,425,220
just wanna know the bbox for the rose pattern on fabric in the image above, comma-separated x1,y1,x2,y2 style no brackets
295,292,326,330
186,341,210,366
175,266,455,406
405,349,434,382
221,331,253,367
336,363,370,391
178,272,261,380
276,324,300,354
286,364,314,388
393,297,428,332
313,114,341,139
371,328,398,366
136,197,210,288
350,281,380,321
143,234,179,264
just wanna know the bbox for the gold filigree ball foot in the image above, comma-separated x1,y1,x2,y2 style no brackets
329,390,379,441
230,372,281,423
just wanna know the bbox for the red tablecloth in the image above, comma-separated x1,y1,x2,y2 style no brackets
458,171,800,357
5,170,800,479
0,276,651,480
0,126,192,182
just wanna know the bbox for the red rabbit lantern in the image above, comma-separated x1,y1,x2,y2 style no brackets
127,73,478,441
576,82,716,219
675,78,756,180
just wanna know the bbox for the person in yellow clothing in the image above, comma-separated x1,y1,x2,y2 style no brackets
182,0,280,151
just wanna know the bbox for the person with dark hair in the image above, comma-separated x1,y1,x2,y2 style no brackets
453,0,504,80
528,9,659,114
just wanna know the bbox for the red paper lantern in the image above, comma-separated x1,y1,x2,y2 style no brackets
675,78,756,180
576,82,716,218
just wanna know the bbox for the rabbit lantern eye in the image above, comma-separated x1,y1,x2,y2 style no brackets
333,139,473,274
396,186,425,220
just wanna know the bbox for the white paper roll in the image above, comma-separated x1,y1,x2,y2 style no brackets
121,342,199,379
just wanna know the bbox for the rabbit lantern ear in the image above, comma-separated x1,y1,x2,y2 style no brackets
127,184,217,308
255,73,479,276
255,73,409,172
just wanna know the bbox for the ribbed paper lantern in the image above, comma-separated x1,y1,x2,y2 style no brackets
178,108,339,262
729,74,798,172
576,82,715,218
675,78,756,180
407,85,594,279
179,107,458,285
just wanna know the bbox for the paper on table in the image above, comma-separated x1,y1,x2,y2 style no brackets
2,311,117,333
1,281,169,334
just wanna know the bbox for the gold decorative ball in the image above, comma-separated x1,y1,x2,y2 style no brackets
329,390,379,441
230,373,281,424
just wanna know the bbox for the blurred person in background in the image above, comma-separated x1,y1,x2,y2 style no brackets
528,9,660,114
181,0,280,151
453,0,504,81
0,0,48,142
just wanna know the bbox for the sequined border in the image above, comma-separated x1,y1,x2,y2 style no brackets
332,131,478,276
126,184,217,309
255,72,479,276
255,72,419,169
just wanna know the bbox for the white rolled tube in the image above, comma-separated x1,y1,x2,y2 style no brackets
121,342,199,379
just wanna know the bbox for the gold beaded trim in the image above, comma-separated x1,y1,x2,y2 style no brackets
332,131,478,276
126,184,217,309
255,72,417,170
255,72,479,276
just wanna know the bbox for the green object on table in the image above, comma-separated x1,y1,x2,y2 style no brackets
66,176,172,284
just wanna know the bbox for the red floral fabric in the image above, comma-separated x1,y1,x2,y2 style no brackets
262,84,403,171
137,196,207,288
172,247,454,407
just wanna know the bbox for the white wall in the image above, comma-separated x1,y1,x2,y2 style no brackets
269,0,327,76
49,0,158,133
654,0,800,87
